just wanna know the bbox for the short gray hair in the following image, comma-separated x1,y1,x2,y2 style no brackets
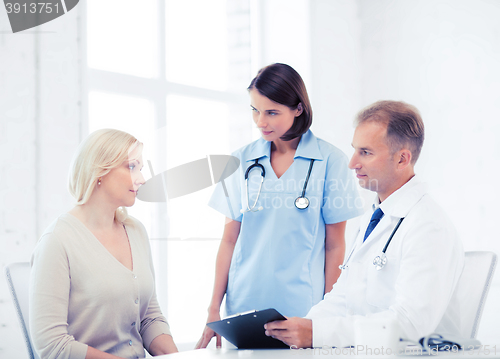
356,100,424,164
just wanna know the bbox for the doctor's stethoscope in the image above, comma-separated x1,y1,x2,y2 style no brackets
339,217,405,271
240,158,315,213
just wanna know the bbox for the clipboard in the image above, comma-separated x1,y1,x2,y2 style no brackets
207,308,289,349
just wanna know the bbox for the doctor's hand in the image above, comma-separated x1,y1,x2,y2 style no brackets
195,312,222,349
264,317,313,349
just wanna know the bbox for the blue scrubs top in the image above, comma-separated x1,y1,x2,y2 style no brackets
209,130,363,317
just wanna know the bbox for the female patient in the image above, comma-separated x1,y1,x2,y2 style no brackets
29,129,178,359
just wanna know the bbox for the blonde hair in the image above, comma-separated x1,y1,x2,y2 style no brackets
68,129,140,222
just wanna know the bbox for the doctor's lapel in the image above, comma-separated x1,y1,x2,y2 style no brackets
351,217,393,260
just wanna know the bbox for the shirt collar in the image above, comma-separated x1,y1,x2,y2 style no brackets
245,138,271,162
294,130,323,161
245,129,323,162
374,175,427,218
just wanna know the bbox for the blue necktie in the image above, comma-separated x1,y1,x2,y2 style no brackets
363,208,384,242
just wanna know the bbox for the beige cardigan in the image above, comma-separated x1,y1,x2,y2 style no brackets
29,213,171,359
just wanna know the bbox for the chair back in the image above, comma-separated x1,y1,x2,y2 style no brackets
4,262,40,359
453,251,497,338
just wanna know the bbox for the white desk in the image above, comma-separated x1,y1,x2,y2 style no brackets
159,348,332,358
158,347,500,358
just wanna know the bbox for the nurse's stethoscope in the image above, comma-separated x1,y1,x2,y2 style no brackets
240,158,315,213
339,217,405,271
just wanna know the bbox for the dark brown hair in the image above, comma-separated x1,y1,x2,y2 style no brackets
356,100,425,164
248,63,312,141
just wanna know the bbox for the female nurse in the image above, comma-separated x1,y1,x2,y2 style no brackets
196,63,362,348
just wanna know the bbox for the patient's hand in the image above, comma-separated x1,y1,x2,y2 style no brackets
264,317,313,349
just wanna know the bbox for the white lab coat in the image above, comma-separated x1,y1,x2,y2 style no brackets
305,176,464,348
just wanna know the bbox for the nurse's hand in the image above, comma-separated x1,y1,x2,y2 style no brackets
264,317,313,349
195,312,222,349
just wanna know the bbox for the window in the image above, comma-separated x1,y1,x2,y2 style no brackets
86,0,251,346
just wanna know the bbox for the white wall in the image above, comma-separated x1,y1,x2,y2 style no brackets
358,0,500,258
0,7,82,358
310,0,362,153
255,0,312,89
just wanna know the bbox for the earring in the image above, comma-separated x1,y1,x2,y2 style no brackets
98,178,102,185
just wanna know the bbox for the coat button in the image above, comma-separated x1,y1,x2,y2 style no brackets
135,299,139,304
131,322,136,326
129,340,133,346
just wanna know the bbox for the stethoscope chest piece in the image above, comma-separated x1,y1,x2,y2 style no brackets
295,196,309,210
373,253,387,271
371,217,405,271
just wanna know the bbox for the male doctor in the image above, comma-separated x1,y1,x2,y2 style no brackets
264,100,464,348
